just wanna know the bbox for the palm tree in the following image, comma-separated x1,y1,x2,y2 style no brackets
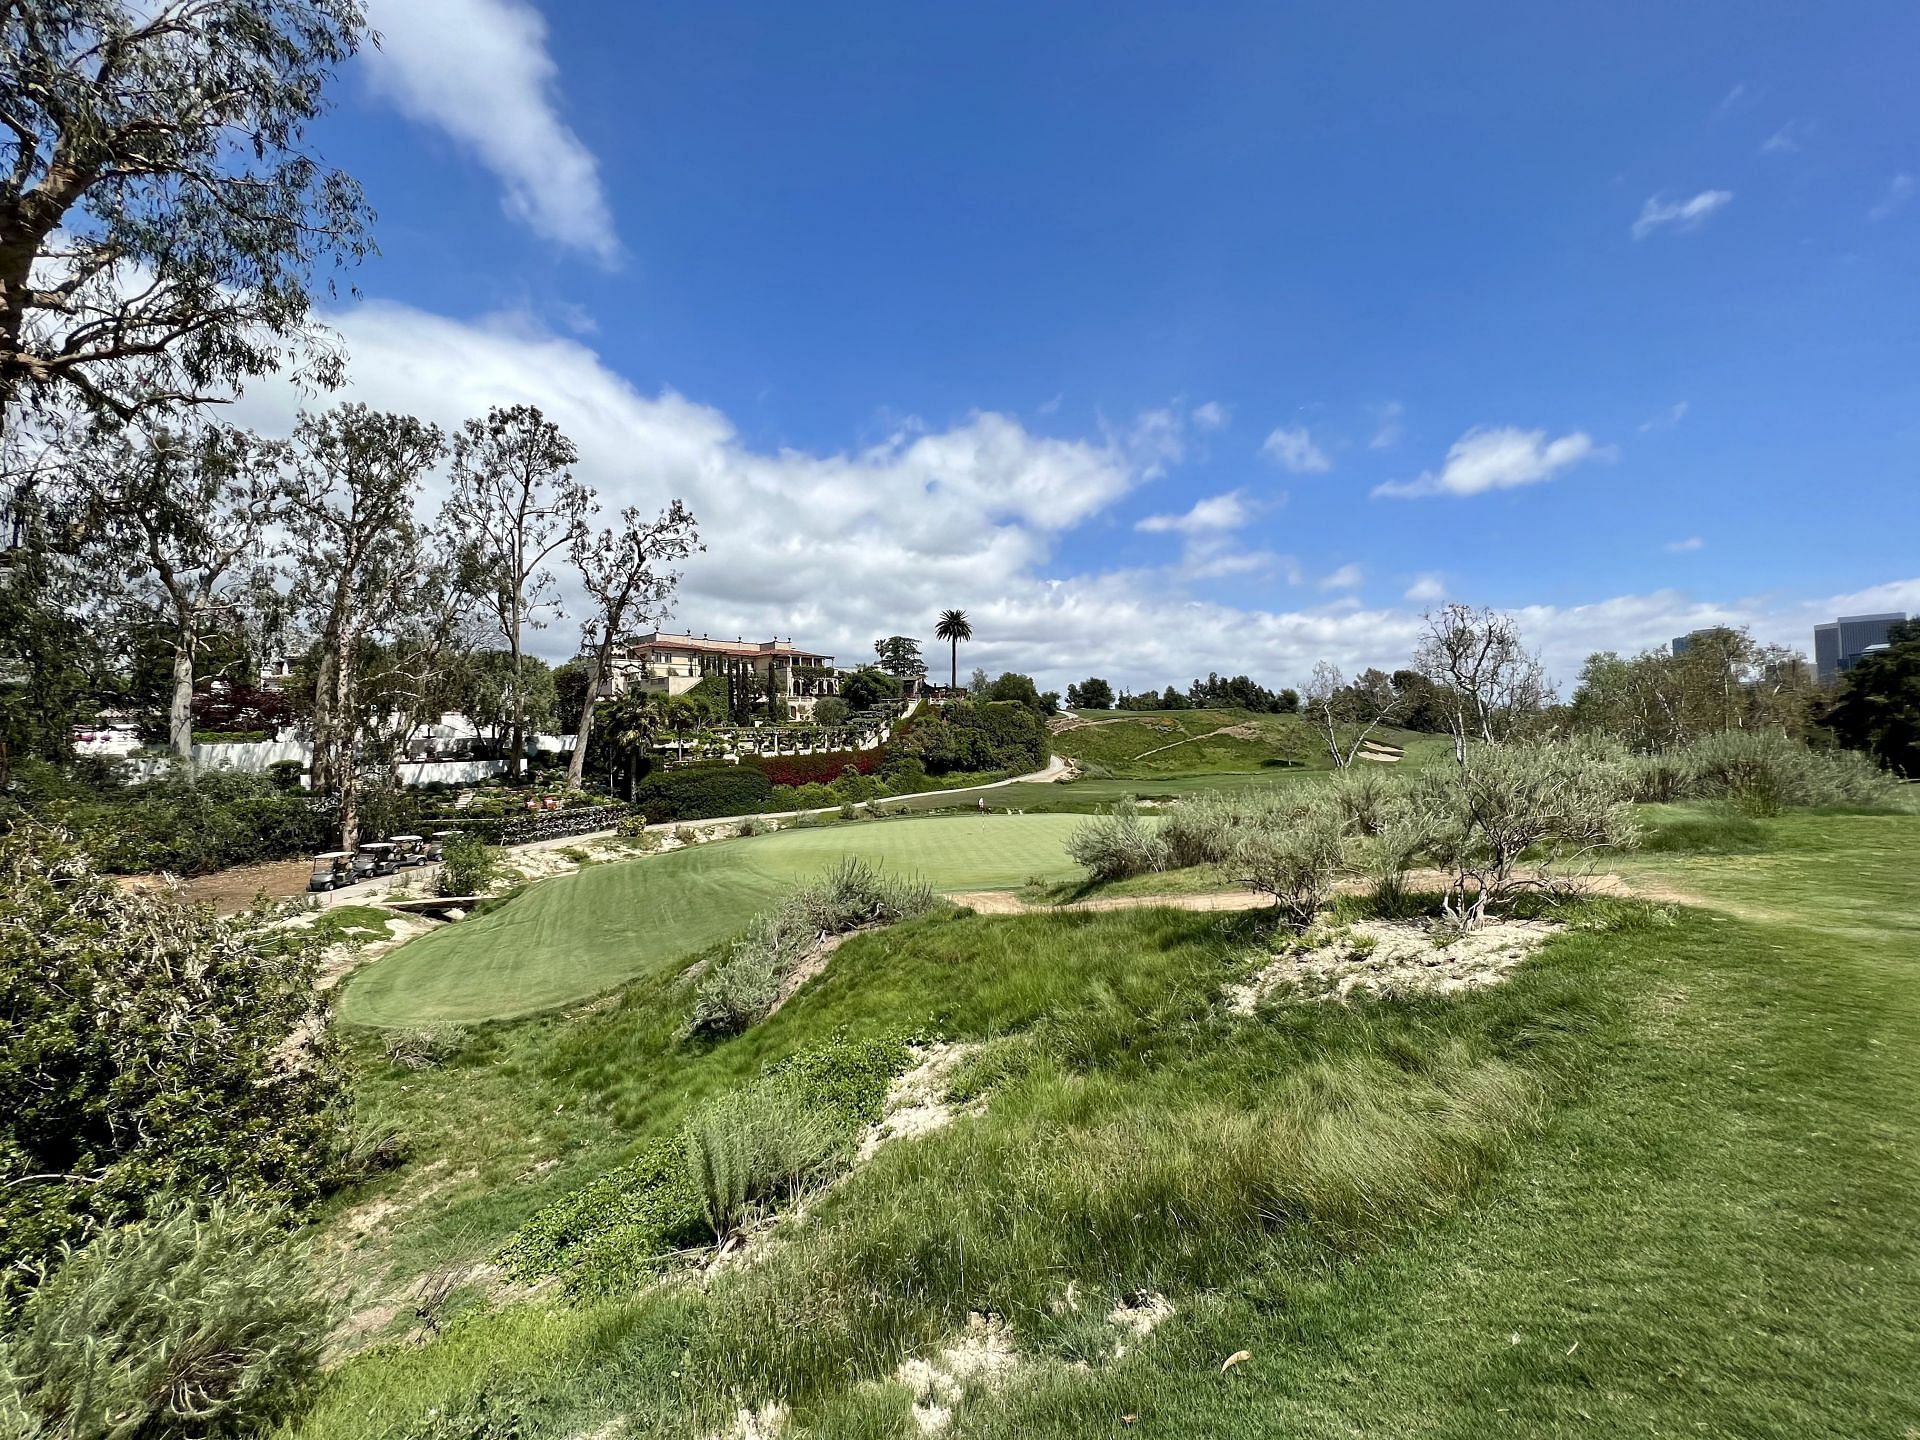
935,609,972,692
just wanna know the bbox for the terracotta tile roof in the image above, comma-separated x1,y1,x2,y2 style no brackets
628,631,834,662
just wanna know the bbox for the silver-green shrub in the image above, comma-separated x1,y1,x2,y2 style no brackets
1412,740,1638,928
1232,790,1353,929
1065,797,1171,881
0,1199,335,1439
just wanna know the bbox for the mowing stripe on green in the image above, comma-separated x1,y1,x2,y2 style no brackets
337,813,1087,1028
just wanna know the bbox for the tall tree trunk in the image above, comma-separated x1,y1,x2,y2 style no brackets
950,638,957,691
566,639,614,791
507,586,524,785
332,634,360,850
167,629,195,769
308,647,335,798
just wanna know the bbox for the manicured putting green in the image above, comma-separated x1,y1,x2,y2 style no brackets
338,813,1087,1028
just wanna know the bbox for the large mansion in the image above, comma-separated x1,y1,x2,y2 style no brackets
603,632,843,719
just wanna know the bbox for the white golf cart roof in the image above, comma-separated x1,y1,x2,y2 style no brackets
313,850,350,860
390,834,424,842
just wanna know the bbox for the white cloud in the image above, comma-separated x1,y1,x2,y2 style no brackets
1261,425,1332,474
1319,563,1364,592
1136,490,1250,534
1404,573,1446,604
1369,401,1404,450
1632,190,1733,240
1639,400,1689,433
1373,425,1614,500
1664,536,1705,553
1869,173,1915,222
362,0,618,262
227,296,1919,697
1760,121,1809,155
1192,401,1231,432
1715,84,1748,115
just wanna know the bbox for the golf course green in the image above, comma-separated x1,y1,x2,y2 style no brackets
338,813,1087,1028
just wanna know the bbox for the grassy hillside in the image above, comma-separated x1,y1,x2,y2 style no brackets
288,807,1920,1438
337,814,1087,1027
1049,707,1449,779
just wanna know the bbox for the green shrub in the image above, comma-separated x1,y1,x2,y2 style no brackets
614,812,654,840
689,938,785,1037
1364,807,1435,916
0,1198,335,1440
685,1086,841,1241
1681,729,1897,813
0,829,350,1277
384,1028,469,1071
1066,797,1170,881
436,834,502,897
500,1038,909,1291
633,764,773,823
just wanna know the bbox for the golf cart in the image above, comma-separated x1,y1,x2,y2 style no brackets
307,851,352,892
389,834,428,867
427,829,457,862
355,841,396,879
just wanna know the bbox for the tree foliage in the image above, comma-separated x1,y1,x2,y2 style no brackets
1065,676,1113,711
0,0,373,430
872,634,925,682
1825,620,1920,777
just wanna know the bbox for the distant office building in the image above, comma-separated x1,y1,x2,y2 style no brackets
1813,612,1908,683
1670,629,1718,656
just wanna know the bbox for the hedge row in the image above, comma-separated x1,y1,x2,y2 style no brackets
632,765,774,823
746,749,882,789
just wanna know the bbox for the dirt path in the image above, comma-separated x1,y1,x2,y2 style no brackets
1128,722,1261,761
950,868,1711,918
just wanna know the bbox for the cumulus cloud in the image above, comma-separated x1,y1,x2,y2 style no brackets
363,0,618,262
1136,490,1250,534
1261,426,1331,474
1192,401,1231,432
1869,173,1915,222
1318,563,1364,591
1373,425,1613,500
1632,190,1733,240
228,298,1917,696
1664,536,1705,553
1404,573,1446,604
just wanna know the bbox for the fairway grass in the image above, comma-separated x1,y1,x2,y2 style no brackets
292,808,1920,1439
337,814,1087,1027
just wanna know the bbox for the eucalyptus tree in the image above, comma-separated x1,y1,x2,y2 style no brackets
102,425,282,765
565,499,700,790
444,405,593,783
279,404,445,848
0,0,372,439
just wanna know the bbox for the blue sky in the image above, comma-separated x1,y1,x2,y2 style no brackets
253,1,1920,692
